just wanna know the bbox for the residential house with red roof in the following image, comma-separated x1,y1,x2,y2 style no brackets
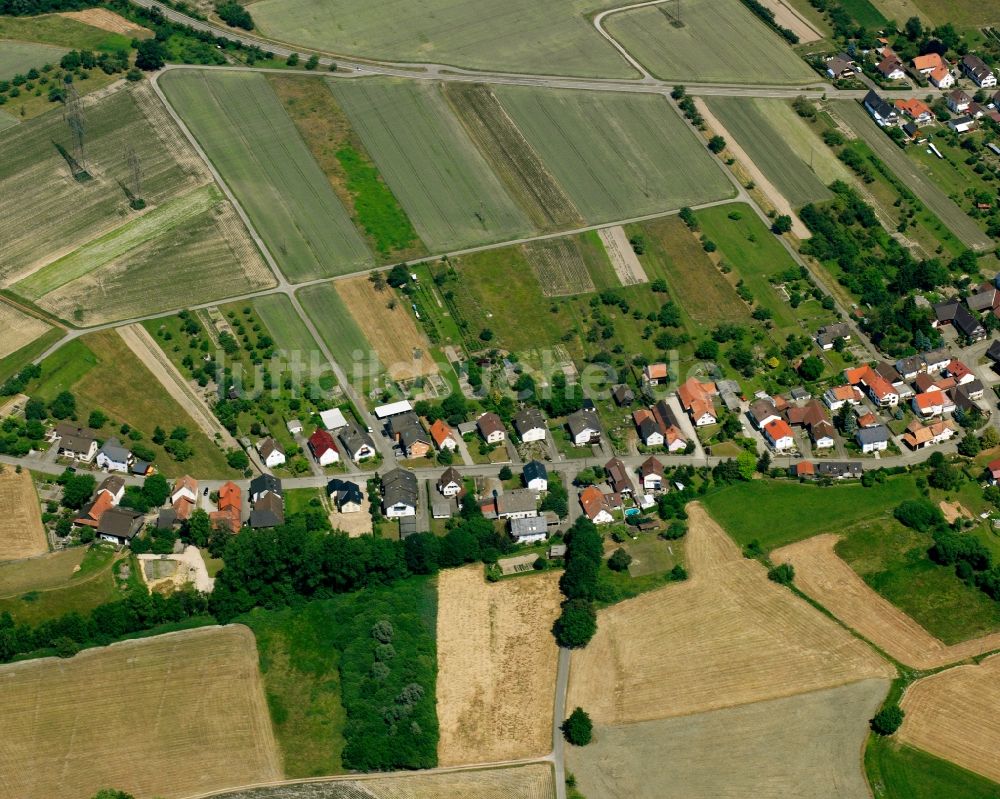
579,485,614,525
763,419,795,451
677,377,718,426
429,419,457,451
308,429,340,466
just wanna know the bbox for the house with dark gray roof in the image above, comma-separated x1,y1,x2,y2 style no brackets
327,478,364,512
512,407,546,442
250,474,282,502
382,468,418,518
856,425,890,453
339,421,377,461
96,437,131,473
566,408,601,445
523,460,548,491
52,423,98,462
816,461,863,479
96,507,144,545
250,492,285,528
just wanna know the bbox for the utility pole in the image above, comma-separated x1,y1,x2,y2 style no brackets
125,142,144,208
64,85,86,175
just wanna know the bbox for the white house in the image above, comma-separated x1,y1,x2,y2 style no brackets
962,54,997,88
437,467,463,498
763,419,795,452
307,429,340,466
286,419,303,435
523,461,548,492
477,412,506,444
513,407,547,443
639,457,664,492
856,426,890,453
580,486,614,525
823,385,863,411
382,468,417,518
97,475,126,506
258,437,286,468
509,516,548,544
811,420,836,450
96,438,131,473
170,475,198,506
567,409,601,445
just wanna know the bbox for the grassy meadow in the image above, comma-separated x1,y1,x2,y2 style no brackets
0,40,66,80
253,294,320,356
160,70,373,281
495,86,734,223
866,736,1000,799
0,14,133,51
248,0,635,78
605,0,815,84
328,78,532,252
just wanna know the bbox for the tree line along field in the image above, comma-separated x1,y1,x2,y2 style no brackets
265,75,426,264
705,97,833,209
246,0,634,79
13,183,275,326
327,78,533,254
27,330,235,477
605,0,816,84
0,626,281,799
0,81,206,287
567,680,888,799
159,70,374,282
493,86,735,224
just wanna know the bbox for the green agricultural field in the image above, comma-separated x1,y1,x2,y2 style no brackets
628,215,750,333
760,101,853,187
247,0,634,78
836,521,1000,644
160,70,373,281
702,476,921,550
238,576,438,776
266,75,425,263
706,98,832,208
0,327,62,385
0,82,204,285
495,87,734,223
866,736,1000,799
0,14,134,51
328,79,532,253
832,100,993,252
605,0,816,84
14,185,275,326
838,0,887,27
296,282,381,377
0,40,66,80
28,331,236,477
253,294,320,357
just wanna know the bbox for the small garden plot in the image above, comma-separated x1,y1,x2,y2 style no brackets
524,236,596,297
443,82,582,233
495,87,733,223
0,300,51,361
0,467,46,560
328,78,532,253
160,70,373,281
0,40,66,80
0,82,206,285
605,0,815,84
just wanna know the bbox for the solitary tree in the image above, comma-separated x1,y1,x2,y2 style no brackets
562,707,593,746
870,704,904,736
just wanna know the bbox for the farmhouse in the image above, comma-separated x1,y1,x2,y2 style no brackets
339,421,377,461
96,438,131,473
327,478,363,513
894,98,933,125
437,467,464,498
567,408,602,445
308,429,340,466
250,492,285,529
962,54,997,88
856,425,890,453
75,490,115,528
96,507,144,545
477,412,506,444
863,90,899,126
211,480,242,534
763,419,795,452
605,457,634,496
902,418,957,449
508,515,548,544
633,409,664,447
513,407,547,442
319,407,349,430
430,418,458,451
257,437,286,468
639,456,664,491
382,468,418,518
934,301,986,341
580,485,614,524
912,52,947,75
51,422,99,462
845,365,899,407
524,460,548,491
677,377,718,426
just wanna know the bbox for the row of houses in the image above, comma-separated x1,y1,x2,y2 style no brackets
579,456,667,525
48,423,152,476
835,50,997,90
749,393,836,453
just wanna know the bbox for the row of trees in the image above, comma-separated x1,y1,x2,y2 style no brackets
553,517,602,648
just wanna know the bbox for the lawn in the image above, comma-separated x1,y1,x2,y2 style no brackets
328,78,532,253
296,282,382,377
706,98,831,209
836,521,1000,644
0,82,204,285
909,0,999,26
838,0,887,27
265,75,425,263
701,475,920,550
832,100,993,252
237,576,438,776
495,86,734,223
247,0,635,78
253,294,320,357
0,40,66,80
605,0,815,84
160,70,373,281
29,331,236,478
865,736,1000,799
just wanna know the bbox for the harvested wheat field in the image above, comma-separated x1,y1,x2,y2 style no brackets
59,8,153,36
209,763,555,798
436,566,562,765
336,276,437,379
0,625,281,799
567,679,888,799
0,300,50,361
772,534,1000,669
568,504,892,725
0,466,46,560
898,654,1000,783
